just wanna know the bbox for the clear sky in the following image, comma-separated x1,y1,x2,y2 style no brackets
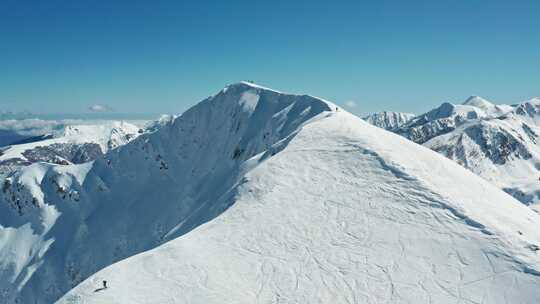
1,0,539,116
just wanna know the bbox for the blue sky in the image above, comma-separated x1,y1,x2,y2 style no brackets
1,0,539,116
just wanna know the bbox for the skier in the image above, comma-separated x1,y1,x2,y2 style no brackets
103,280,107,289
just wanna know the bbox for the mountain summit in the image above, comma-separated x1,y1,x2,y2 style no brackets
462,95,494,109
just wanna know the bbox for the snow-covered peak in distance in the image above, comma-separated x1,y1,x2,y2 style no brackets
462,95,515,117
362,111,415,130
142,114,176,133
529,97,540,104
462,95,494,109
0,121,141,174
386,95,540,207
512,97,540,119
426,101,486,120
395,95,520,144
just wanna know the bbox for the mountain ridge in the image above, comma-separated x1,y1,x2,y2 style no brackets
61,100,540,304
364,95,540,207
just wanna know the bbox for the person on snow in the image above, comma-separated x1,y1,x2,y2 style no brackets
103,280,107,288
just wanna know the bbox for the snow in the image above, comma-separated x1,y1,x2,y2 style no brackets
363,111,415,130
238,81,283,93
0,120,142,176
374,95,540,208
0,121,140,163
238,90,260,113
55,88,540,304
3,83,540,303
462,95,494,109
461,96,513,117
392,97,540,207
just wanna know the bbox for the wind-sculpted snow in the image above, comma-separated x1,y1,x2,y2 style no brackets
0,82,333,303
60,110,540,304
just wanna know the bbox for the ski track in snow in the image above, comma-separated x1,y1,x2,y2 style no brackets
59,110,540,304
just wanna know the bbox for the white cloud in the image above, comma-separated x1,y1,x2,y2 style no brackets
344,100,357,108
0,119,64,135
88,104,112,113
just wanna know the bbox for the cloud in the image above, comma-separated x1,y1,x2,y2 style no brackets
344,100,357,108
88,104,112,113
0,119,64,135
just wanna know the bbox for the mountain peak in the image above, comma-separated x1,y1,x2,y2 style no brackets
363,111,415,130
463,95,494,109
218,82,336,114
524,97,540,105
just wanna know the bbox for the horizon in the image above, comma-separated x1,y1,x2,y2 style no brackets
1,1,539,116
3,81,539,120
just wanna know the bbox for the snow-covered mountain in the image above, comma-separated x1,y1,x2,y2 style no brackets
394,96,514,144
0,121,141,174
4,83,540,303
0,82,337,303
390,96,540,207
362,111,415,130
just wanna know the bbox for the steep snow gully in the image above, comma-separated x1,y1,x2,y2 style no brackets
3,82,540,303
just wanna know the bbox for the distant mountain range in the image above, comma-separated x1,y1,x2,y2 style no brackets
0,121,142,174
364,95,540,210
362,111,415,130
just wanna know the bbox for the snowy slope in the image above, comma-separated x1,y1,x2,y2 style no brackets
0,82,336,303
60,107,540,304
362,111,415,130
47,87,540,303
392,96,540,207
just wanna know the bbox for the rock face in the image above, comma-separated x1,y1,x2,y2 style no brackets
21,143,104,165
362,111,415,130
389,96,540,206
